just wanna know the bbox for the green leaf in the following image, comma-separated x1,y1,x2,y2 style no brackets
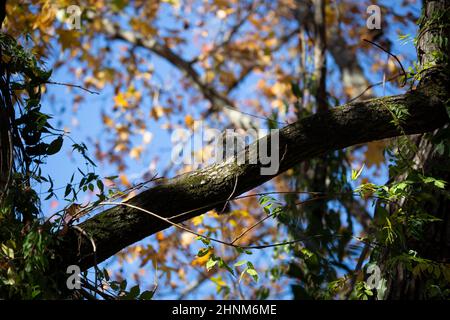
246,268,257,276
120,280,127,291
291,82,302,99
433,265,441,278
139,290,155,300
31,288,41,298
246,268,259,282
64,184,72,197
219,259,235,275
1,244,14,259
46,136,63,155
128,285,140,299
110,281,119,291
234,260,247,267
197,248,210,257
434,180,446,189
206,257,218,271
37,69,52,81
234,247,244,254
351,164,365,181
103,268,110,281
26,143,49,156
97,179,104,192
197,236,211,246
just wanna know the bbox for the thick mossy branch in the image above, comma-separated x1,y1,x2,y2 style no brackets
60,84,449,271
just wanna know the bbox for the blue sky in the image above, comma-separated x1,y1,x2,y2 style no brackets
32,0,422,299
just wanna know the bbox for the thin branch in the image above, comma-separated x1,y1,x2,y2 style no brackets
61,88,449,270
230,195,330,245
101,19,289,128
81,278,116,300
363,39,407,87
220,174,238,214
346,242,371,299
346,73,406,104
100,201,338,251
230,213,274,245
167,190,388,222
189,1,256,65
45,81,100,95
72,225,99,294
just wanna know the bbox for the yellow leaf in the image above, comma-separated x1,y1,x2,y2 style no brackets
264,37,278,47
192,249,213,266
102,114,114,128
114,142,127,152
249,15,262,28
130,146,142,160
162,0,180,7
130,18,158,36
184,114,194,128
114,93,129,108
150,106,172,120
207,209,219,217
178,268,186,280
235,209,250,217
211,276,227,287
192,216,204,226
57,29,79,51
213,0,230,9
120,174,131,187
156,232,165,241
116,125,130,141
205,70,215,83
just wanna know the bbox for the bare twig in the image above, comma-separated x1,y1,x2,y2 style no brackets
45,81,100,95
220,174,239,214
346,73,406,104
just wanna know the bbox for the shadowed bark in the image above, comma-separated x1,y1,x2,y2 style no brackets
376,0,450,299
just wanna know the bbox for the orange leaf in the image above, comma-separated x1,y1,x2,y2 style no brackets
120,174,131,187
114,93,129,108
156,232,165,241
184,114,194,128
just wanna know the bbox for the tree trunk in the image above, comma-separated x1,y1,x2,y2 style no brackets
376,0,450,299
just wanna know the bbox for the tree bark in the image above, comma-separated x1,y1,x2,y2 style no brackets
376,0,450,299
59,85,449,271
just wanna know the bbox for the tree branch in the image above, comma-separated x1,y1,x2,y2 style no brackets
102,20,257,129
57,81,449,271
